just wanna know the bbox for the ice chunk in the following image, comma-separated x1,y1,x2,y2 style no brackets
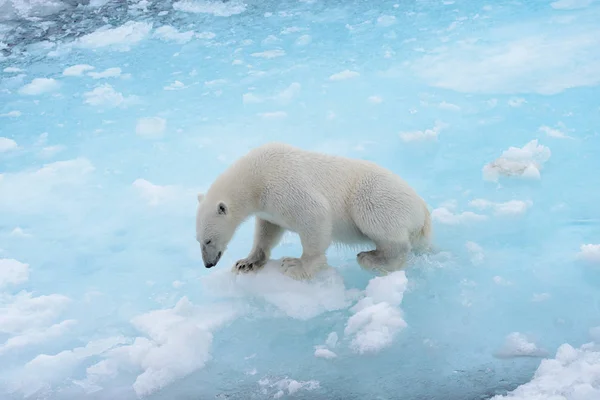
173,0,247,17
0,258,29,288
18,78,59,95
0,137,17,152
76,21,152,51
153,25,195,44
0,319,76,355
83,84,137,108
491,342,600,399
431,207,488,225
483,140,551,182
135,117,167,139
0,111,22,117
251,49,286,59
63,64,95,76
469,199,533,216
399,122,444,142
201,261,355,320
495,332,548,358
329,70,360,81
88,67,122,79
576,244,600,264
344,271,408,354
0,292,71,334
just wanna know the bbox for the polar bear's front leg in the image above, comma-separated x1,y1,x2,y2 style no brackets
280,213,332,281
233,218,284,274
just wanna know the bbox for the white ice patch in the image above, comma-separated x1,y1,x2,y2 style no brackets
551,0,593,10
251,49,286,59
469,199,532,216
258,111,287,119
495,332,548,358
0,291,71,335
329,69,360,81
344,271,408,354
483,140,551,182
0,137,17,152
10,227,32,238
11,336,128,398
0,258,29,288
368,95,383,104
431,207,488,225
164,80,188,90
80,297,238,397
0,319,76,355
63,64,95,76
576,244,600,264
3,67,23,73
539,125,572,139
76,21,152,51
39,145,66,159
83,84,138,108
0,158,94,212
258,377,320,398
410,24,600,95
314,347,337,359
0,111,22,117
399,122,444,142
135,117,167,139
132,178,189,207
18,78,59,95
88,67,122,79
173,0,247,17
491,342,600,399
377,15,397,27
296,34,312,46
153,25,195,44
465,241,485,265
200,261,356,320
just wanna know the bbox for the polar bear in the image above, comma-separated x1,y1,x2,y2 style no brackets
195,142,432,280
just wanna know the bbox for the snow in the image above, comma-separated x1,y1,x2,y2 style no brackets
483,140,551,182
576,244,600,264
0,258,29,288
1,0,600,399
18,77,60,95
329,70,360,81
135,117,167,139
63,64,95,77
0,137,17,152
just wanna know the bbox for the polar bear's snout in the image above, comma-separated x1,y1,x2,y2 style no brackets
202,245,222,268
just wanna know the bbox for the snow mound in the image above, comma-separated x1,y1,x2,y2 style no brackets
344,271,408,354
491,342,600,399
200,261,358,320
495,332,548,358
576,244,600,264
483,140,551,182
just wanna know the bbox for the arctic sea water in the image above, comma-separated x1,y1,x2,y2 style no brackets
1,0,599,399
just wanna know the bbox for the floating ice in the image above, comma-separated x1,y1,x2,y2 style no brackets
495,332,548,359
88,67,122,79
483,140,551,182
0,137,17,152
173,0,247,17
469,199,533,216
491,342,600,399
18,78,59,95
76,21,152,51
153,25,195,44
431,207,488,225
0,258,29,288
329,70,360,81
135,117,167,139
63,64,95,77
576,244,600,264
83,84,137,108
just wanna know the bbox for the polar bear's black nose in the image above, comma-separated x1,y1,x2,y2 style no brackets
205,262,215,268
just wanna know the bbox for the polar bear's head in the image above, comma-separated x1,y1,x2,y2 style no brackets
195,193,236,268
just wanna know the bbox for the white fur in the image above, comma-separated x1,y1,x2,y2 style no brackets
196,142,432,280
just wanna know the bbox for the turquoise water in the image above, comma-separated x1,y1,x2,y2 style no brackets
1,0,599,399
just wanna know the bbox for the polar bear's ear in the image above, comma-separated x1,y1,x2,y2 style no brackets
217,201,228,215
197,193,205,203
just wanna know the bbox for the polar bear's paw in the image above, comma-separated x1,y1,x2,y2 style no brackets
232,251,267,274
357,250,405,275
280,256,329,280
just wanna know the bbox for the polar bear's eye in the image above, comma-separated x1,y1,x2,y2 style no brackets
204,239,212,245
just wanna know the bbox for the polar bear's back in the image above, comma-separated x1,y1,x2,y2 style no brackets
238,142,427,242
